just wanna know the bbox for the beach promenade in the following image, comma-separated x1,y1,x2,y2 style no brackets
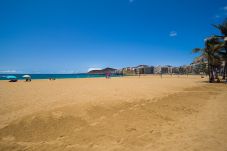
0,75,227,151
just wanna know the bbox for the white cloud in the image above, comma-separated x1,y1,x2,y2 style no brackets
0,70,17,73
169,31,177,37
88,68,102,72
214,6,227,19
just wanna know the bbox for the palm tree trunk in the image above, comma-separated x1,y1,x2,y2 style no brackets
208,58,214,83
224,62,227,80
215,67,220,82
209,65,215,83
223,62,226,80
208,64,212,83
208,60,211,82
224,42,227,80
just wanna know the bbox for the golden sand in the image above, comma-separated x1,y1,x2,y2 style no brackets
0,75,227,151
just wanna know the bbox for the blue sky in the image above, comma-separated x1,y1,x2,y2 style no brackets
0,0,227,73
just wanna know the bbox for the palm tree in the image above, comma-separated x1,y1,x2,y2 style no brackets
193,36,223,83
213,19,227,79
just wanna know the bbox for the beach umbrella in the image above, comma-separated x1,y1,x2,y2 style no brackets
22,75,31,78
6,75,17,79
22,75,31,81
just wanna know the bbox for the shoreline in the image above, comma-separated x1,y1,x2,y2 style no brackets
0,73,122,81
0,74,204,81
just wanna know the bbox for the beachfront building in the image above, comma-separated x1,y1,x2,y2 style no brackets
121,65,155,75
154,65,172,74
172,67,180,74
161,66,169,74
186,65,193,74
115,69,123,75
147,66,155,74
164,65,173,74
118,65,198,75
122,67,136,75
135,65,154,74
154,66,162,74
178,65,193,74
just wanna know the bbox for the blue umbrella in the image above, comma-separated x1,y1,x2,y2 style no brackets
6,75,17,79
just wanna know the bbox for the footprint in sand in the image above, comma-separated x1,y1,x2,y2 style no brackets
57,135,66,141
116,138,124,144
126,128,137,132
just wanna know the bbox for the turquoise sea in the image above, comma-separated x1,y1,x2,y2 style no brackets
0,74,122,80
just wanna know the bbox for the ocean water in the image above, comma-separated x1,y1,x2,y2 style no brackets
0,74,122,80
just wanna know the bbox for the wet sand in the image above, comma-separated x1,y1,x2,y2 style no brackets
0,75,227,151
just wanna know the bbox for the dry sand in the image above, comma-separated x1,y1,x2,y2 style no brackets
0,75,227,151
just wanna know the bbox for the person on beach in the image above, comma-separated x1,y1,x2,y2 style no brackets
106,72,111,79
108,72,111,79
49,78,56,80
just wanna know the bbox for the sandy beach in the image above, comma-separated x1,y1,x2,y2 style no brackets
0,75,227,151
